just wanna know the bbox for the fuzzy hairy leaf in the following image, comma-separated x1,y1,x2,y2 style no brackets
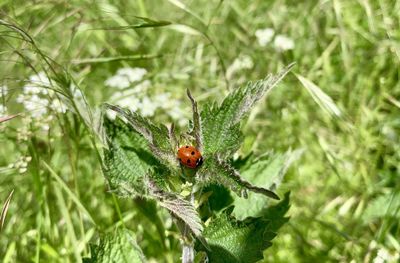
103,118,203,237
203,184,234,212
106,104,179,168
147,180,204,237
233,150,303,220
197,156,279,200
103,117,160,197
83,228,145,263
201,64,294,157
187,89,203,151
196,193,291,263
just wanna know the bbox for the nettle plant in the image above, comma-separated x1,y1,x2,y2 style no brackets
88,64,295,263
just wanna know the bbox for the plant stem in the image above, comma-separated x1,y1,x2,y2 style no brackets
182,242,194,263
181,190,196,263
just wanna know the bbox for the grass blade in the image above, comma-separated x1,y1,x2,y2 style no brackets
296,74,342,118
70,54,161,65
166,0,206,26
42,161,96,225
90,16,171,30
0,189,14,231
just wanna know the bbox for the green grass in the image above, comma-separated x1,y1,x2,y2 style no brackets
1,0,400,262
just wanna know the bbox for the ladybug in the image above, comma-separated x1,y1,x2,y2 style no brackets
177,145,203,169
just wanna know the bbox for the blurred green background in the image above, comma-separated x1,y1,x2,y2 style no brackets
1,0,399,262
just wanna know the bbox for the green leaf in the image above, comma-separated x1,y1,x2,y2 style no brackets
196,193,291,263
197,156,279,200
103,117,160,197
106,104,178,169
232,150,303,220
203,184,234,212
147,180,204,237
103,117,203,236
187,89,203,151
83,228,145,263
201,64,294,158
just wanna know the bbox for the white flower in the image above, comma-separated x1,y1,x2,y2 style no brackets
104,75,131,89
169,105,184,120
24,72,51,95
0,104,7,115
19,167,27,174
255,28,275,47
154,93,171,109
10,155,32,174
169,104,188,127
373,248,390,263
238,55,254,69
41,123,50,131
30,72,51,87
133,80,151,93
274,35,295,51
227,55,254,79
31,108,48,118
23,84,42,95
50,99,68,114
25,94,48,108
140,97,158,117
117,96,141,112
168,107,188,127
21,94,49,118
105,67,148,89
17,124,32,141
117,67,147,83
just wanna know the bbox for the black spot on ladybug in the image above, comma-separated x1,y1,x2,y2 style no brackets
187,159,191,164
191,151,195,155
196,157,203,166
185,146,189,148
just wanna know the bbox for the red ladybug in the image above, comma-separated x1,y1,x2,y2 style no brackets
177,145,203,169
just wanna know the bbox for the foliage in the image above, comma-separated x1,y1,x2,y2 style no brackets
196,65,293,200
99,65,293,261
232,150,302,220
1,0,399,262
195,193,290,263
83,228,145,263
200,65,293,158
103,117,203,237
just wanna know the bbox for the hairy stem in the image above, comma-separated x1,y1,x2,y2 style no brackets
181,190,196,263
182,243,194,263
